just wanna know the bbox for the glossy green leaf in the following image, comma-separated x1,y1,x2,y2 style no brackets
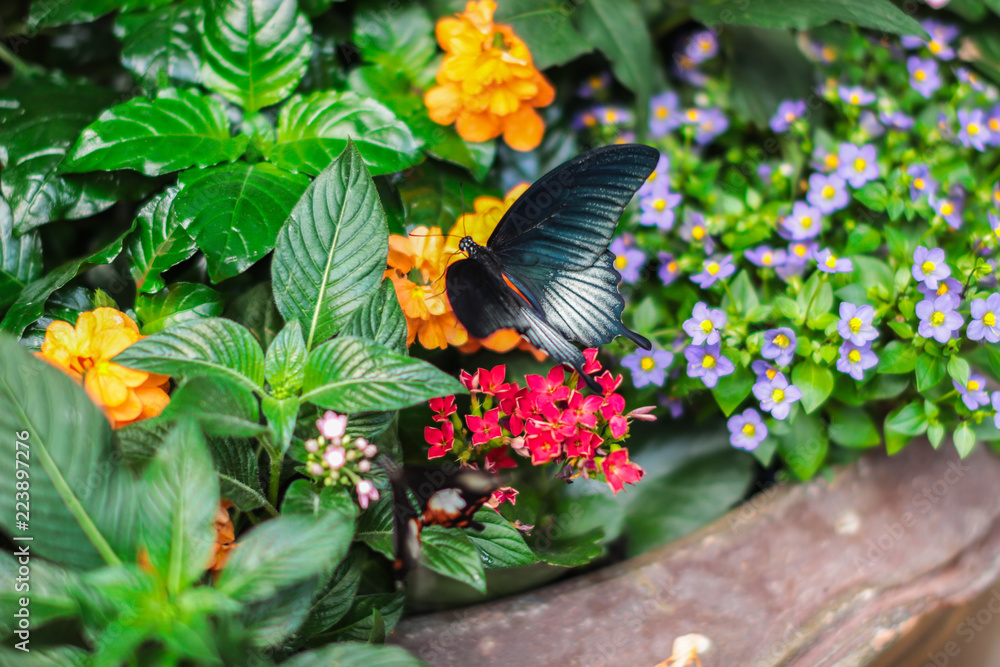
326,593,404,642
495,0,591,69
352,0,436,81
354,496,393,559
877,341,919,374
64,88,248,176
160,376,265,438
711,364,753,416
201,0,312,111
773,411,828,480
135,283,225,334
0,195,42,310
27,0,169,27
691,0,925,37
395,160,494,230
791,360,834,414
466,509,537,570
827,404,880,448
303,336,465,413
113,317,265,391
272,143,389,349
299,552,364,637
947,355,971,386
282,480,357,522
264,320,308,394
114,1,204,88
340,281,407,354
263,394,300,456
954,422,976,458
125,186,198,294
419,526,487,593
173,162,309,282
915,354,947,391
268,91,422,176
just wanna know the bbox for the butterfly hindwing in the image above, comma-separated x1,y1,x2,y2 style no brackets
488,144,660,270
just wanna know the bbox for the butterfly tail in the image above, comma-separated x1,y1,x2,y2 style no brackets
520,309,603,392
376,456,422,585
621,327,652,351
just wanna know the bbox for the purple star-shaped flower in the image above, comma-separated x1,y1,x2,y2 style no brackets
683,302,727,345
657,252,680,286
577,72,611,99
780,201,823,240
638,155,671,198
838,302,878,346
838,85,876,106
638,186,682,231
621,348,674,389
908,57,941,98
679,211,715,252
907,163,937,202
807,173,850,213
610,237,646,284
956,67,987,92
745,245,787,268
968,293,1000,343
814,248,853,274
761,327,797,366
691,107,729,145
912,246,951,289
593,106,632,126
727,408,768,451
880,110,915,132
836,341,878,381
770,99,807,133
955,373,990,411
958,109,989,152
916,295,965,343
837,143,879,188
776,241,817,282
917,277,962,308
685,341,735,388
752,373,802,420
649,91,682,137
691,255,735,288
751,360,780,383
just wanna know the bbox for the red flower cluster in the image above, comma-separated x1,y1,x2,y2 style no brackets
423,350,653,495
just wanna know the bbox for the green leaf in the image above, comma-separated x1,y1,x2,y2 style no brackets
125,186,198,294
27,0,159,27
827,404,880,448
173,162,310,283
773,411,828,480
113,317,265,391
885,401,928,455
200,0,313,111
915,354,947,391
135,283,225,335
272,143,389,349
226,281,284,352
268,92,422,176
773,295,800,320
0,336,135,569
854,182,888,212
791,361,834,414
299,552,363,636
528,526,603,567
325,593,404,642
0,195,42,310
0,552,76,630
115,1,205,88
954,422,976,458
354,497,393,559
947,355,971,386
138,420,219,594
283,481,358,522
690,0,925,36
64,88,248,176
711,364,753,416
727,27,813,127
353,0,436,80
265,320,308,394
927,422,945,449
160,376,265,438
845,224,883,255
495,0,591,69
419,526,487,593
340,282,407,354
878,341,919,374
217,513,353,602
206,436,266,511
303,336,465,412
395,161,494,230
796,272,833,318
725,270,760,315
263,395,300,456
466,509,538,570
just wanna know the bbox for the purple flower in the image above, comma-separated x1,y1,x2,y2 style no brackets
684,30,718,64
836,341,878,380
757,163,774,183
814,248,853,274
610,237,645,283
751,360,780,382
916,295,965,343
683,302,727,345
908,57,941,98
837,303,878,345
577,72,611,98
638,154,671,197
992,212,1000,243
838,85,876,106
780,201,823,240
761,327,796,366
837,143,879,188
689,107,729,145
685,341,735,388
638,187,682,230
880,110,915,132
572,109,599,130
811,146,840,173
968,293,1000,343
777,241,816,282
680,211,715,252
593,106,632,126
745,245,787,268
770,99,807,133
649,91,682,137
958,109,989,151
752,373,802,420
622,348,674,388
727,408,768,451
902,20,958,60
931,188,963,230
907,163,937,202
807,173,849,213
986,106,1000,146
956,67,987,92
918,277,962,309
691,254,735,288
912,246,951,289
859,111,885,140
657,252,679,286
955,374,990,411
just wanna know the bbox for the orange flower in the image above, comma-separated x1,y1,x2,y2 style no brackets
425,0,554,151
206,500,237,574
37,308,170,428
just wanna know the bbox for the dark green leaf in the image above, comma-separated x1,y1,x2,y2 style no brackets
711,364,753,416
772,411,828,480
915,354,947,391
325,593,404,642
115,1,204,88
354,496,393,559
827,404,880,448
340,281,407,354
283,481,358,522
844,224,882,255
0,195,42,310
160,376,264,438
353,0,436,80
395,160,493,230
877,341,919,374
466,509,537,570
226,281,284,351
27,0,162,27
791,360,834,414
495,0,591,69
299,551,364,637
727,27,812,127
419,526,487,593
135,283,225,334
691,0,925,37
206,436,266,511
884,401,928,455
125,186,198,294
173,162,309,282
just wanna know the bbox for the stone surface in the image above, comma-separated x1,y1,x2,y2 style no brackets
390,442,1000,666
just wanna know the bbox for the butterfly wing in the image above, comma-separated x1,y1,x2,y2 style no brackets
488,144,659,270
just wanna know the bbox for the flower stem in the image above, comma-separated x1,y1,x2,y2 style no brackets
0,41,39,77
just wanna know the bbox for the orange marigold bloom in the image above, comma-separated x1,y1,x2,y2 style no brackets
37,307,170,429
425,0,555,151
207,500,237,574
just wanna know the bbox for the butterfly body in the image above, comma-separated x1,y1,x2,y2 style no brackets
447,144,658,390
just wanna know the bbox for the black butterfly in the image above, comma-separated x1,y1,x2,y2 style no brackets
446,144,657,391
380,458,498,583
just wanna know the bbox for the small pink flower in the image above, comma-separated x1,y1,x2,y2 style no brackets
466,408,502,446
609,415,628,439
425,422,455,459
316,411,347,441
429,395,457,422
626,405,658,422
356,480,379,509
526,366,571,403
323,446,346,470
602,449,644,494
486,486,519,508
583,348,603,374
484,445,517,472
475,365,508,394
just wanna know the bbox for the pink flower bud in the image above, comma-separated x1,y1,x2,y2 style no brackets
316,411,348,440
304,438,319,453
323,446,346,470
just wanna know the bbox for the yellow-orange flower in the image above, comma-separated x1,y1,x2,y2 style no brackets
37,308,170,429
207,500,237,574
424,0,555,151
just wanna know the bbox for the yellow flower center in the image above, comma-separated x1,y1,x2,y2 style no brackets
654,198,666,212
772,388,785,403
705,261,720,275
640,356,655,371
937,283,949,295
702,354,717,369
785,112,796,122
850,94,860,105
914,177,925,190
742,423,756,437
986,313,997,327
589,75,603,88
854,158,866,173
822,46,836,60
584,115,597,127
991,119,1000,131
929,40,942,54
667,261,677,272
848,350,861,363
794,244,807,257
686,109,699,121
655,106,668,119
825,154,839,169
915,69,926,81
968,380,980,391
699,38,711,51
614,256,628,270
849,317,862,332
921,260,936,273
604,110,617,123
762,252,773,265
692,226,705,240
940,202,954,215
766,368,777,380
801,216,813,229
931,311,945,326
825,255,838,269
822,185,835,199
774,334,790,348
968,123,981,136
412,286,425,299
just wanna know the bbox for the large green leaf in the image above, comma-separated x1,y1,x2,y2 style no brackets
63,88,248,177
0,195,42,311
773,410,828,479
27,0,170,27
0,551,77,629
419,526,487,593
135,282,225,334
791,360,834,414
352,0,437,81
114,1,204,88
267,91,422,176
0,336,137,570
264,319,308,397
298,552,363,637
206,436,266,511
302,336,465,413
173,162,310,282
354,496,393,559
691,0,926,37
138,420,219,594
159,376,264,438
466,509,537,570
272,143,389,349
200,0,313,111
727,27,813,127
113,317,265,391
284,643,429,667
125,186,198,294
495,0,591,69
340,281,407,354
